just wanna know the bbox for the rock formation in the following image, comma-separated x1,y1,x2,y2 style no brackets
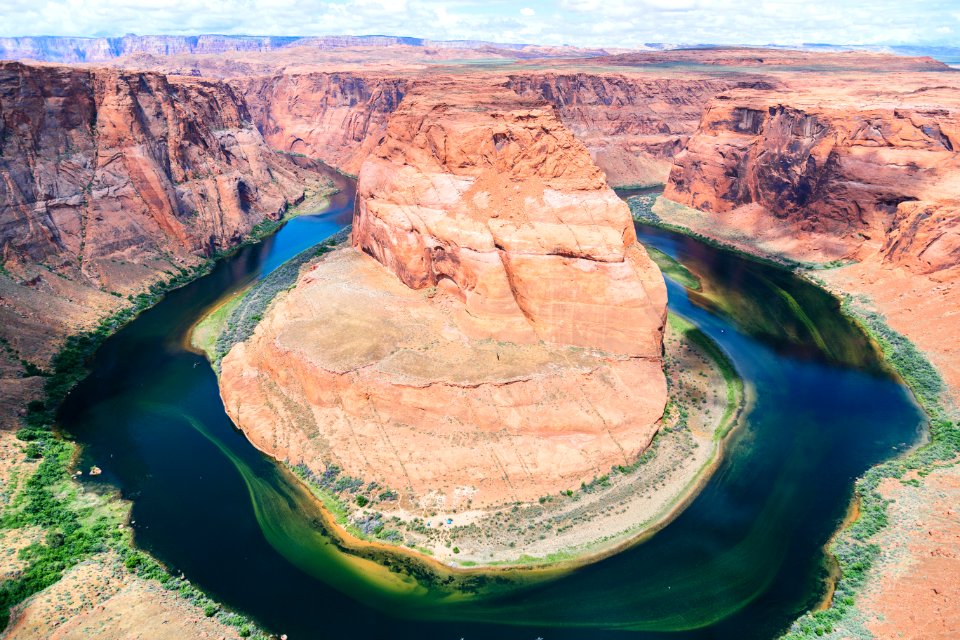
352,80,668,355
657,72,960,395
234,73,408,175
506,72,778,187
219,80,668,509
0,61,330,424
665,84,960,266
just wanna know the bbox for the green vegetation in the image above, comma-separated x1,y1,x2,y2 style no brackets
0,430,110,629
211,227,351,370
0,199,348,635
643,244,701,290
668,313,744,438
189,290,249,362
782,298,958,639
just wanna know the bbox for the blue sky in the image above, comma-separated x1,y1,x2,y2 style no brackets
1,0,958,47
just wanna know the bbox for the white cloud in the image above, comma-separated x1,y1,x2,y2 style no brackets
0,0,955,47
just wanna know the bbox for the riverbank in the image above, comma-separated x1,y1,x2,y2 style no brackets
0,181,338,638
634,193,960,640
194,239,746,570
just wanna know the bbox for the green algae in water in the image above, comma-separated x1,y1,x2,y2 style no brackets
644,244,702,291
54,175,925,640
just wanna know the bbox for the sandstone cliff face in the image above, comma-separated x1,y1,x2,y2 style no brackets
220,81,668,509
353,80,668,355
234,70,764,189
0,61,328,424
506,72,777,187
665,87,960,267
235,73,407,175
657,77,960,400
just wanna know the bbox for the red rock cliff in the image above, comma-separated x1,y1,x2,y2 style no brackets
353,79,667,356
665,85,960,267
506,72,777,187
219,80,668,510
0,61,329,423
234,72,407,175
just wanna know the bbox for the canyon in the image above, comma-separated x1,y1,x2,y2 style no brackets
0,39,957,639
0,60,333,424
660,73,960,393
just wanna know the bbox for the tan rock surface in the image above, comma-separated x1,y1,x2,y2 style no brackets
222,249,666,508
353,80,667,356
221,81,668,509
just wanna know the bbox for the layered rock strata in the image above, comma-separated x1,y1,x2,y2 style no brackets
234,73,408,175
665,85,960,266
506,73,778,187
220,81,668,509
0,61,329,424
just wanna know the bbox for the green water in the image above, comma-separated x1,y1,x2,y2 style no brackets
58,176,923,638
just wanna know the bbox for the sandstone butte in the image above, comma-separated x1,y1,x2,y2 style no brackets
219,80,669,510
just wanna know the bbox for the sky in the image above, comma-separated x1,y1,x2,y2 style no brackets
1,0,958,48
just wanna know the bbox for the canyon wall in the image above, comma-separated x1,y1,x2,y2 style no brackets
665,86,960,267
220,81,668,509
0,61,328,423
234,73,408,175
506,72,777,186
659,77,960,397
235,70,760,188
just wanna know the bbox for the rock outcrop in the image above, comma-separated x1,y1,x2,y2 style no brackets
353,80,667,355
665,85,960,266
0,61,329,424
220,80,668,509
506,72,778,187
658,74,960,396
234,73,408,176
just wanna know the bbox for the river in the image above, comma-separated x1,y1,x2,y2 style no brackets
58,173,923,639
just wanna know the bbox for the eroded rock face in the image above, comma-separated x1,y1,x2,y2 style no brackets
665,88,960,266
235,73,407,175
220,81,668,509
506,73,778,187
0,61,328,424
353,81,667,356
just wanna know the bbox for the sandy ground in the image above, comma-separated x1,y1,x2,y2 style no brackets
2,552,242,640
855,466,960,640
